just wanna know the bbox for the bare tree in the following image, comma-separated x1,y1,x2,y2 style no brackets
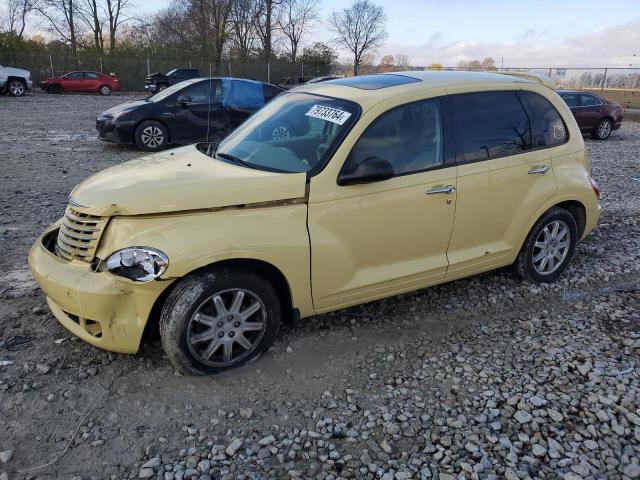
252,0,281,59
37,0,80,66
279,0,318,62
228,0,253,60
5,0,36,38
395,53,409,68
77,0,104,53
329,0,387,76
105,0,131,53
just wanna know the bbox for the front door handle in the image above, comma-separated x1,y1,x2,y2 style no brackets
528,165,549,175
426,185,456,195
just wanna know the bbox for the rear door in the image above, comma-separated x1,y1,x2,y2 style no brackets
577,93,603,130
445,90,558,278
84,72,100,92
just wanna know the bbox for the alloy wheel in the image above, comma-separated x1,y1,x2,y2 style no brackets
186,288,267,367
532,220,570,275
140,126,164,148
100,86,111,95
9,81,24,96
597,120,611,139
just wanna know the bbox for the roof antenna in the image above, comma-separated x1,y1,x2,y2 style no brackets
206,63,212,146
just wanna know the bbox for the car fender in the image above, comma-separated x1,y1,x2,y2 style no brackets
94,203,315,317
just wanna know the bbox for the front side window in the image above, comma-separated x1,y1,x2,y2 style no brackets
345,99,443,176
455,91,532,162
65,72,84,79
562,94,579,108
179,80,222,104
215,92,359,173
521,91,567,147
580,94,601,107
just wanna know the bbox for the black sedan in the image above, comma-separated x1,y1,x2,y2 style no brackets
96,77,284,151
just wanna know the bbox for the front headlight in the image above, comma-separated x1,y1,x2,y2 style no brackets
105,247,168,282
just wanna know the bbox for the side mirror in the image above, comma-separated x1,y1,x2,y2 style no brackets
178,95,192,106
337,156,394,186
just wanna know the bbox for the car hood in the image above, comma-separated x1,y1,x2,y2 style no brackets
98,100,149,118
69,144,308,216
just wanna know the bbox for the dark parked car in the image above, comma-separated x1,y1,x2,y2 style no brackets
97,77,284,151
41,71,120,95
144,68,200,94
277,76,313,89
557,90,623,140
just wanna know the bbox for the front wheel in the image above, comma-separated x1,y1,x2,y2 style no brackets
160,268,281,374
515,207,577,283
99,85,112,96
134,120,169,151
593,118,612,140
8,79,26,97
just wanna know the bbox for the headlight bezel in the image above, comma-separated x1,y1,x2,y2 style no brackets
104,247,169,283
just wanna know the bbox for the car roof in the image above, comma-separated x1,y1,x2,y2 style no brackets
295,70,552,111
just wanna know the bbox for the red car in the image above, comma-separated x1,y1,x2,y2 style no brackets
40,71,120,96
557,89,623,140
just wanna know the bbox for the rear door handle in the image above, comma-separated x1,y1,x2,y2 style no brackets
528,165,549,175
426,185,455,195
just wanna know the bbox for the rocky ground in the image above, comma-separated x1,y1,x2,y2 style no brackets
0,91,639,480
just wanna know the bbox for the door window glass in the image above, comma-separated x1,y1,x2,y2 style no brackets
65,72,84,79
179,80,221,104
454,91,532,162
562,94,579,108
85,72,99,79
521,91,568,146
347,99,444,175
580,94,600,106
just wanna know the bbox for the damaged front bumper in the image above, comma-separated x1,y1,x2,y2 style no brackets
28,223,171,354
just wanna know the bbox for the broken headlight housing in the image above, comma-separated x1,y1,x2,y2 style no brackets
105,247,168,282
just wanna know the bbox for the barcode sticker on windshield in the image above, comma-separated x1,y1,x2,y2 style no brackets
305,105,352,125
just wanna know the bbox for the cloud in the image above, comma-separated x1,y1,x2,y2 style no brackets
378,19,640,67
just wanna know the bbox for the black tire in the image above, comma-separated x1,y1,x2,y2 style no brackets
515,207,578,283
8,79,26,97
134,120,169,151
47,84,62,94
592,118,612,140
160,267,281,375
99,85,112,96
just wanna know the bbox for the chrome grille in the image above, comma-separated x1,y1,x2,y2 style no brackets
55,206,106,262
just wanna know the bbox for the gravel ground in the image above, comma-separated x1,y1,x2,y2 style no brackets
0,91,639,480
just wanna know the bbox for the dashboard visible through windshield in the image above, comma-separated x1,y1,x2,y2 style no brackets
214,92,360,174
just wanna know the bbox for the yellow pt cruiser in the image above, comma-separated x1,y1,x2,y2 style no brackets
29,71,601,374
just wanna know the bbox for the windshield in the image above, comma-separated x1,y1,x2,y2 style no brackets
148,78,202,102
215,92,359,174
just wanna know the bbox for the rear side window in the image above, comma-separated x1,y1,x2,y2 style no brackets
521,91,567,147
347,99,443,175
580,94,601,106
85,72,99,79
454,91,532,162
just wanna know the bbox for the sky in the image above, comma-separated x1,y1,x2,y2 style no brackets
8,0,640,67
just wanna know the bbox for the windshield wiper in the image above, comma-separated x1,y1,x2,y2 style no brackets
215,152,257,169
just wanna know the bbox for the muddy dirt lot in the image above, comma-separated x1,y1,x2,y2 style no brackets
1,92,639,480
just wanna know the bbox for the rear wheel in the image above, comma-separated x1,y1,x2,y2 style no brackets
515,207,577,283
8,79,26,97
160,268,281,375
134,120,169,151
593,118,612,140
99,85,112,96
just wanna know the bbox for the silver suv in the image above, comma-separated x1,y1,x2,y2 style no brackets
0,65,33,96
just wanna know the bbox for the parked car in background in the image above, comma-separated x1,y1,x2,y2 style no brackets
97,77,284,151
144,68,200,94
30,71,600,374
41,71,120,96
0,65,32,96
278,76,313,89
557,90,623,140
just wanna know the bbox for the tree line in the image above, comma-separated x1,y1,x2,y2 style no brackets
1,0,390,76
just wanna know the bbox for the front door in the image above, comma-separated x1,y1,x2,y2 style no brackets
576,93,603,130
309,98,457,311
446,90,559,278
61,72,84,92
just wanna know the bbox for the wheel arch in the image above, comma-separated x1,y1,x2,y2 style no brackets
134,118,171,144
143,257,296,341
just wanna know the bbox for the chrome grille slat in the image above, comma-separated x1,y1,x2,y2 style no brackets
55,206,106,262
